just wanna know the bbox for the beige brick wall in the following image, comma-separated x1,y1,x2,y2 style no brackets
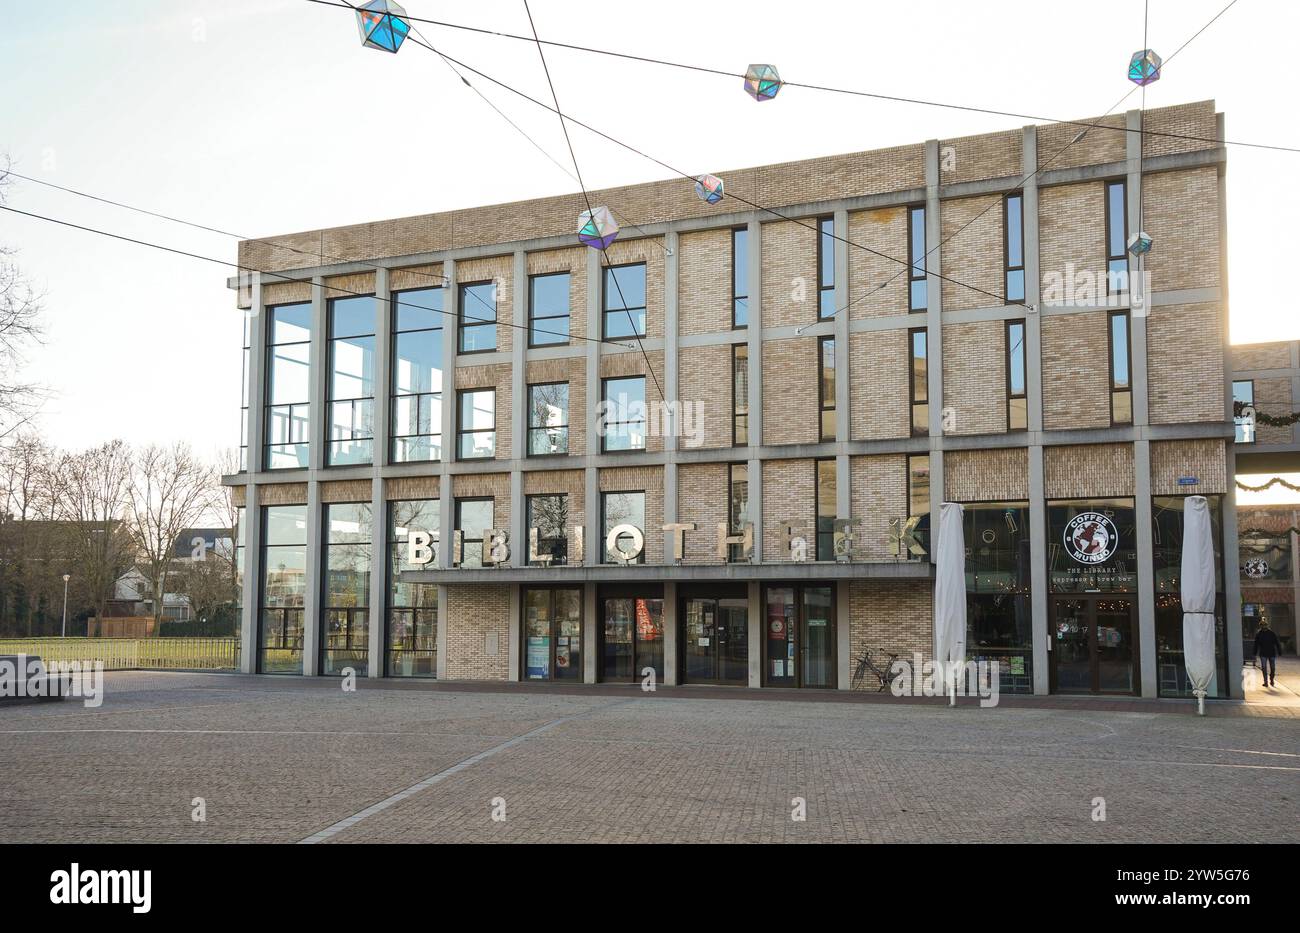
1044,444,1135,498
942,320,1008,435
1150,439,1227,495
1039,182,1107,296
525,356,587,457
1142,167,1220,292
939,195,1004,312
523,469,585,548
258,483,307,505
1148,302,1224,425
1251,376,1294,445
385,476,439,500
263,281,311,305
849,582,932,690
678,228,734,336
945,448,1029,502
676,462,731,564
454,362,512,460
599,466,664,564
1042,310,1111,430
451,473,510,535
762,459,815,561
761,220,821,328
456,255,513,354
319,480,371,503
762,336,821,446
847,207,909,320
1232,342,1291,371
849,329,910,440
390,263,443,292
678,343,740,449
1142,100,1219,160
939,129,1022,186
322,272,377,300
444,584,511,680
849,455,907,560
526,247,587,340
1037,113,1127,171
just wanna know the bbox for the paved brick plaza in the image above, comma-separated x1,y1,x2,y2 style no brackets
1,671,1296,844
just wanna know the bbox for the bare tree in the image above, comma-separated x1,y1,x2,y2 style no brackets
57,440,134,623
125,443,215,627
0,435,62,633
0,157,46,435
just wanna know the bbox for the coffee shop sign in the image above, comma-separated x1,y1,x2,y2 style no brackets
405,516,927,567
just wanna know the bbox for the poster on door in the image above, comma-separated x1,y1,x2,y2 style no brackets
526,636,550,679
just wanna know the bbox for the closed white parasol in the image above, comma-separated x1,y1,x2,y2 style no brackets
1180,496,1217,715
933,502,967,707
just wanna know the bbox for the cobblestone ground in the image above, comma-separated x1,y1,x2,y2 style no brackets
0,671,1296,843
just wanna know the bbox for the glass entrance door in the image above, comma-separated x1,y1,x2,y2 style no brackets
600,596,664,683
1050,596,1137,695
523,588,582,681
682,596,748,684
763,584,836,688
801,587,835,688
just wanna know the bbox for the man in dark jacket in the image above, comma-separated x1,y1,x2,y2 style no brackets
1254,620,1282,688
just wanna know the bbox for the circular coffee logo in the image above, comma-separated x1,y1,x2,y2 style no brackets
1243,557,1269,579
1063,512,1119,565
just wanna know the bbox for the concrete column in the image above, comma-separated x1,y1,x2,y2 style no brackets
663,230,679,564
438,260,456,573
1134,440,1157,697
663,580,678,686
747,580,762,688
924,141,946,529
1028,446,1049,694
511,249,527,466
748,456,763,563
373,267,391,468
435,584,449,679
746,219,762,446
245,275,266,476
507,585,520,682
238,484,260,674
583,582,598,684
1218,135,1245,691
833,208,850,439
585,247,602,568
836,580,850,690
302,480,322,676
309,276,327,472
367,475,385,678
1125,110,1150,428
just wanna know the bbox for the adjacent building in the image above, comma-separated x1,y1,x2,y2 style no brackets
226,99,1240,697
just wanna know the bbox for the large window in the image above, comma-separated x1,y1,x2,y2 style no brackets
1153,496,1228,698
455,498,494,569
963,502,1033,694
527,494,570,565
732,344,749,445
529,271,570,347
327,296,376,466
818,336,836,441
524,587,583,681
458,281,497,353
910,328,928,436
908,454,931,556
601,376,646,452
391,287,443,463
602,263,647,339
527,383,569,456
1233,380,1255,444
602,491,646,564
240,316,251,471
815,459,837,561
457,388,496,459
1109,311,1132,425
732,227,749,328
908,205,928,312
388,499,438,677
321,502,371,676
259,504,307,673
728,462,749,563
1006,320,1027,431
1105,180,1129,295
265,302,311,469
817,216,835,319
1004,193,1025,304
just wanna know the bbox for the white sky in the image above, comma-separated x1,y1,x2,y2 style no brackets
1,0,1297,456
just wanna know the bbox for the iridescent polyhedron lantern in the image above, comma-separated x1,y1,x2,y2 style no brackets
1127,231,1153,256
1127,48,1162,86
356,0,411,53
577,207,619,249
694,174,725,204
743,64,782,101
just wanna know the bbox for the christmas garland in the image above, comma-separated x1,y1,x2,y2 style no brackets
1232,400,1300,427
1236,476,1300,493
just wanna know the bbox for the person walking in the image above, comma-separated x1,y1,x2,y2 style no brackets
1253,620,1282,688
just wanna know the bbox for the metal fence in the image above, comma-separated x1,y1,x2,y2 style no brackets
0,637,240,671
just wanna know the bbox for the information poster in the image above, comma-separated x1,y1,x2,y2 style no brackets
526,636,550,679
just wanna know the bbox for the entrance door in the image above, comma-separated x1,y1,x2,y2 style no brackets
1050,596,1137,695
523,588,582,681
682,596,748,684
599,596,664,683
763,585,836,688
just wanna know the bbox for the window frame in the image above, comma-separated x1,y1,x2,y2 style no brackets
390,286,444,464
907,205,928,312
454,496,494,568
456,387,497,460
817,334,836,442
325,295,377,468
526,381,570,457
731,226,749,329
1233,379,1256,445
525,493,570,566
600,375,647,453
601,490,647,565
727,461,749,563
601,261,648,341
1108,309,1133,426
1003,192,1026,305
816,216,835,320
731,342,749,447
457,280,498,354
264,301,313,471
1104,179,1129,297
1005,319,1027,432
909,327,929,437
527,270,572,348
814,458,837,562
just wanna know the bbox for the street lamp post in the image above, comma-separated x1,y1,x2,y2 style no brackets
61,574,71,638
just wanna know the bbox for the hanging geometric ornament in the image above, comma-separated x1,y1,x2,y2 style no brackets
1127,48,1162,86
743,64,782,101
356,0,411,53
577,206,619,249
1127,231,1153,256
694,174,725,204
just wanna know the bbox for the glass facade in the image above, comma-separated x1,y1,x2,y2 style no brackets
391,287,443,463
265,303,311,469
963,502,1032,694
327,296,377,466
322,502,371,676
388,499,438,677
600,595,663,682
260,504,307,673
523,587,582,680
1152,495,1227,698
